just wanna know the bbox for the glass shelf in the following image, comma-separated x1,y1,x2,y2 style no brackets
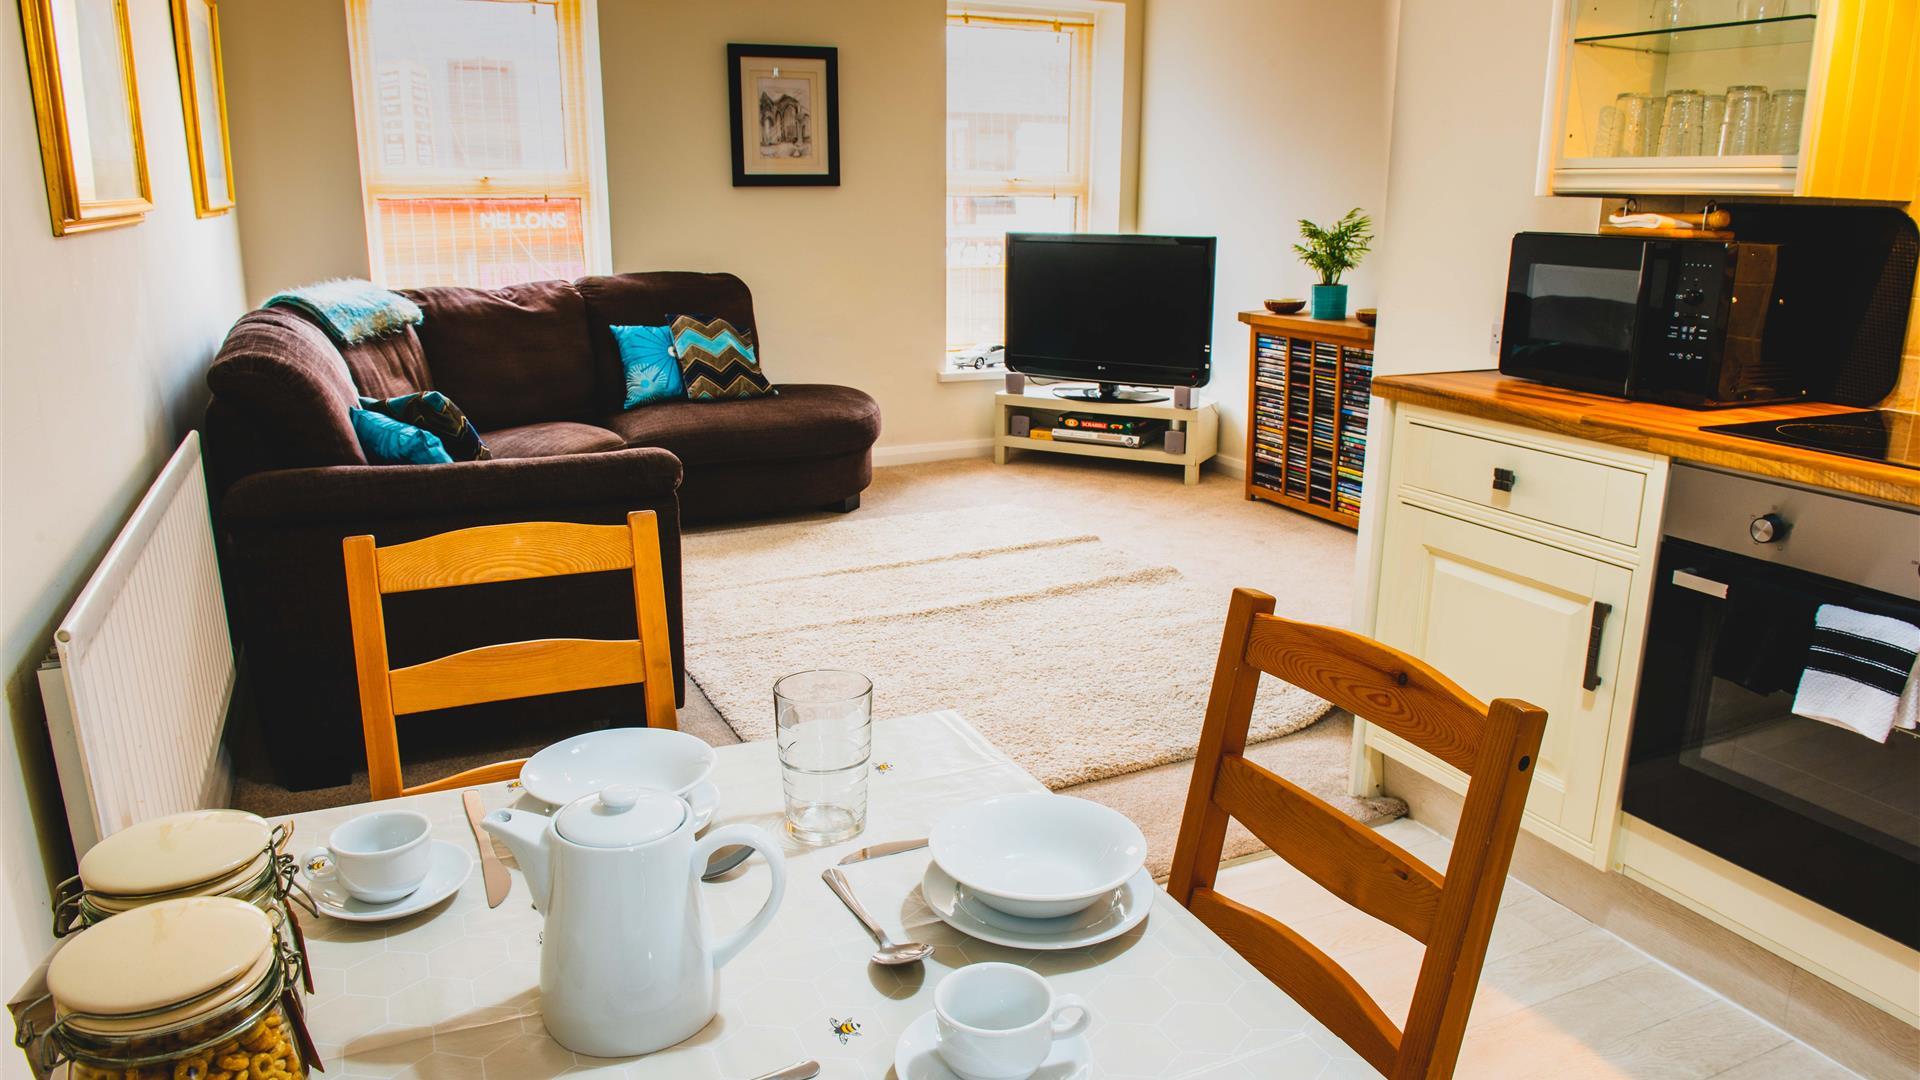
1574,14,1816,54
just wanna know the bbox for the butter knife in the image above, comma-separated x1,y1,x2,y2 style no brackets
836,838,927,866
463,790,510,908
747,1061,820,1080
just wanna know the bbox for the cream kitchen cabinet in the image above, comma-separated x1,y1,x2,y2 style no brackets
1364,407,1668,866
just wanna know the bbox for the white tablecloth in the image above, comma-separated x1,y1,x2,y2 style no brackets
285,711,1365,1078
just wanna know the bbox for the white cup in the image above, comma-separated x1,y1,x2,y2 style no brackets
303,810,432,904
934,963,1091,1079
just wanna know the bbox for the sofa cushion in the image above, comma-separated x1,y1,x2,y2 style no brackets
482,421,627,459
206,308,367,468
576,272,758,411
360,391,489,461
402,280,596,431
602,384,880,466
338,325,433,399
610,324,683,408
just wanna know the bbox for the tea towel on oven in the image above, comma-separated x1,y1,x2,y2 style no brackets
1792,604,1920,742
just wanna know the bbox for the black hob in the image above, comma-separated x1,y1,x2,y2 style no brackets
1703,409,1920,471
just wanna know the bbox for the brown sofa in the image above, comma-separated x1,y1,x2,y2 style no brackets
205,271,881,788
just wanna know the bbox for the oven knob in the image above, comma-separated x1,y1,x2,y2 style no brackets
1749,513,1789,544
1679,288,1706,305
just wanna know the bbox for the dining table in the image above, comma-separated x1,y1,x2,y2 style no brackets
283,710,1371,1079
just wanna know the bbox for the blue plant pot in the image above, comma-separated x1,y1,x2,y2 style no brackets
1310,284,1349,320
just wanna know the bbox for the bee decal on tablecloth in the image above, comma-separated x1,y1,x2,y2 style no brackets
829,1016,862,1044
873,761,894,775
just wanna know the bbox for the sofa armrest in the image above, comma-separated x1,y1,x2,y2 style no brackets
219,446,682,525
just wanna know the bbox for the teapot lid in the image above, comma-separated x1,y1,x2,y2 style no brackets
555,785,685,848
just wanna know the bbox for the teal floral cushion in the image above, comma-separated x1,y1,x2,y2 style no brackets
610,324,684,408
350,407,453,465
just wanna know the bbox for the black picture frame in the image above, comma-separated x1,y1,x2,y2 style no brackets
727,43,840,187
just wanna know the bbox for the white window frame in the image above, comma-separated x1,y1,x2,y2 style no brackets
343,0,613,287
945,10,1094,230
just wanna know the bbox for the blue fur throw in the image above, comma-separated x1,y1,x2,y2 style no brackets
265,278,423,344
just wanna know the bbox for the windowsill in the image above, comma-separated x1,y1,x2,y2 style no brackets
939,365,1006,383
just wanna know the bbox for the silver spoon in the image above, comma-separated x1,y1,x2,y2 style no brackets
821,867,935,966
702,844,754,881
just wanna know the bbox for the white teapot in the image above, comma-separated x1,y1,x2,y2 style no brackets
483,784,786,1057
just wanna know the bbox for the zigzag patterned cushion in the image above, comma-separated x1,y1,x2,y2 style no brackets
671,315,773,400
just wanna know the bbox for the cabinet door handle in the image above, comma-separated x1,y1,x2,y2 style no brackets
1492,467,1517,492
1582,601,1613,692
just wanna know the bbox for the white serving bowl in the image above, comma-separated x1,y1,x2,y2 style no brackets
520,728,715,808
929,793,1147,919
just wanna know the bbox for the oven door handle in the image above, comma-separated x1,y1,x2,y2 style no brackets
1671,569,1730,599
1583,601,1614,692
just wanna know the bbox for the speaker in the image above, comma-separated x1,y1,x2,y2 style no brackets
1010,414,1031,437
1164,429,1187,456
1005,372,1026,393
1173,386,1194,409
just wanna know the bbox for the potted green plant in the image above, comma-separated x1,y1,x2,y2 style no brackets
1294,208,1373,320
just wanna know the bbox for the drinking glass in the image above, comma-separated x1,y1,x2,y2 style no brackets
1763,88,1806,155
1648,0,1693,28
1702,94,1727,155
1594,105,1625,157
1617,93,1662,158
1719,85,1770,155
1657,90,1706,156
775,669,873,845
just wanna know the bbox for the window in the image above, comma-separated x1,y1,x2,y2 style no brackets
946,12,1093,350
346,0,604,289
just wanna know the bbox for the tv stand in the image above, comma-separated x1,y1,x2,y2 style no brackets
1051,384,1168,404
994,385,1218,485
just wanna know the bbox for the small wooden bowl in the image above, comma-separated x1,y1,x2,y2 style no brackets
1355,308,1378,326
1264,298,1305,315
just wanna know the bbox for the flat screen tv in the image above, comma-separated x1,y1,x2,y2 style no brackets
1004,232,1216,402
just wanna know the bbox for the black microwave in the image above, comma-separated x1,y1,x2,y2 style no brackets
1499,232,1808,407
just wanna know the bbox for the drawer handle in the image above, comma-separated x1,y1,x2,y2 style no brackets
1492,467,1517,493
1582,601,1613,692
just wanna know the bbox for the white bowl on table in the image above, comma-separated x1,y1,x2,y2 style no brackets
929,793,1147,919
519,728,716,808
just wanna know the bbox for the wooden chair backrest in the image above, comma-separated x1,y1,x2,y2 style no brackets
343,511,678,800
1166,588,1547,1079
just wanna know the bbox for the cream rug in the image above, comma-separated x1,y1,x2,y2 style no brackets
682,507,1333,789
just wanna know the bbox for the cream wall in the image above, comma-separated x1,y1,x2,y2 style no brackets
0,1,249,1061
1134,0,1394,472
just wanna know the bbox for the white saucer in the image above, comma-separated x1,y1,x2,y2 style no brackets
302,840,471,922
894,1009,1090,1080
685,779,720,833
922,862,1151,951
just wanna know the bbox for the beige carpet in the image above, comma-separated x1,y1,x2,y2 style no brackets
684,506,1326,789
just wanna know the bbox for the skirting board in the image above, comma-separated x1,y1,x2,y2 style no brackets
872,437,996,467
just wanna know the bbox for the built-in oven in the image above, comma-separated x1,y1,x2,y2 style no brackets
1624,464,1920,949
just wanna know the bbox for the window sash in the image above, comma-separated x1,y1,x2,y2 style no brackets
344,0,601,286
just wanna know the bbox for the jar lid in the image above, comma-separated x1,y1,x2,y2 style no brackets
48,897,273,1023
78,809,271,897
555,785,684,848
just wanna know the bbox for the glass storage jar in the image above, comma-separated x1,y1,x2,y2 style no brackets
26,897,310,1080
52,809,312,990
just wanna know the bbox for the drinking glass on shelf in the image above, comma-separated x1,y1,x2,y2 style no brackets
1763,88,1806,154
1594,104,1625,157
1719,85,1769,155
1657,89,1707,157
1702,94,1727,156
1617,93,1661,158
775,669,873,845
1735,0,1801,18
1648,0,1693,28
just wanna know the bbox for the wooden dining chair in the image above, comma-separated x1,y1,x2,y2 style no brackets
343,510,678,801
1167,588,1547,1080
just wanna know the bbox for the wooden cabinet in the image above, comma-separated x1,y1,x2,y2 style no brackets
1364,406,1668,866
1539,0,1919,200
1238,311,1373,528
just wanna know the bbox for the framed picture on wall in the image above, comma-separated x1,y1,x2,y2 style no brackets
727,43,839,187
19,0,153,235
171,0,234,217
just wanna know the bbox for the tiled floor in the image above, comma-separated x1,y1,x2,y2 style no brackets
1213,817,1862,1079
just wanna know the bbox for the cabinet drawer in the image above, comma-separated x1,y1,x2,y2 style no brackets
1399,421,1645,545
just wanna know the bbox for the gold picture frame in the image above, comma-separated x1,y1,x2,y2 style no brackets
19,0,153,235
170,0,233,216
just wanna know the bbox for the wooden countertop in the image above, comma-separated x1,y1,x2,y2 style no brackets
1372,370,1920,508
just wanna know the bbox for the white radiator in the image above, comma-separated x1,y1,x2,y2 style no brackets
38,431,236,858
